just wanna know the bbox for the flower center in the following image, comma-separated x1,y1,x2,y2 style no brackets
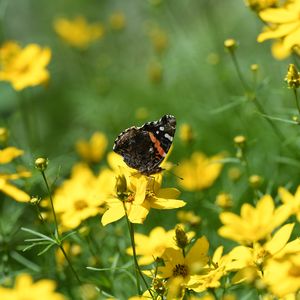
172,264,189,278
74,199,88,211
288,265,300,277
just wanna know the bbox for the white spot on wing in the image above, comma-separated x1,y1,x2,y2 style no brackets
164,133,173,141
159,126,164,131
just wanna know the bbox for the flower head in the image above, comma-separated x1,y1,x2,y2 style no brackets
75,132,108,163
126,226,195,265
257,0,300,59
54,16,104,49
218,195,290,244
278,186,300,221
176,152,223,191
245,0,277,12
101,152,186,226
109,12,126,31
53,163,114,230
0,41,51,90
0,274,66,300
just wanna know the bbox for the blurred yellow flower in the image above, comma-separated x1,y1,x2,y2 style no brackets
279,186,300,221
54,16,104,49
149,27,169,55
158,236,209,292
257,0,300,59
0,146,30,202
179,123,194,144
109,11,126,31
75,131,108,163
148,60,163,84
126,226,195,265
215,192,233,209
177,210,201,226
176,152,223,191
219,195,291,244
0,274,66,300
53,163,114,230
0,41,51,90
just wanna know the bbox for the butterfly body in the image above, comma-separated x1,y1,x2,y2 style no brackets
113,115,176,175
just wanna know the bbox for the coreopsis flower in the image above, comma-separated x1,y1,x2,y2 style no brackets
158,236,209,293
0,274,66,300
218,195,290,244
109,12,126,31
192,246,233,293
149,27,169,55
54,16,104,49
279,186,300,221
126,226,195,265
176,152,223,191
75,132,108,163
101,166,186,226
0,41,51,90
177,210,201,226
257,0,300,60
179,123,194,144
245,0,277,12
0,147,30,202
53,163,114,230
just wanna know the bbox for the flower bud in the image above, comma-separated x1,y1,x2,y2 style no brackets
251,64,259,72
285,64,300,89
116,174,127,198
35,157,48,171
109,12,126,31
152,278,166,295
216,192,233,209
175,225,188,249
30,196,41,205
249,174,262,189
224,39,237,52
0,127,9,143
179,123,194,144
234,135,246,147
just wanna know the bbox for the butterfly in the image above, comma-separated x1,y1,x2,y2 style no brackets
113,115,176,175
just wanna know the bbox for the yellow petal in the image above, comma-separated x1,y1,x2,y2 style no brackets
271,40,291,60
278,187,294,204
283,27,300,50
185,236,209,268
150,197,186,209
0,147,23,164
265,223,294,255
257,23,298,42
0,181,30,202
156,188,180,199
101,200,124,226
259,7,299,24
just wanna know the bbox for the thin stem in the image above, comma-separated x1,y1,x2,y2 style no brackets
293,88,300,115
59,245,82,285
41,170,59,237
230,52,250,92
123,203,153,298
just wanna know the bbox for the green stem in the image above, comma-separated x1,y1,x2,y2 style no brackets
59,245,82,285
230,52,250,92
41,170,59,237
123,203,153,298
293,88,300,115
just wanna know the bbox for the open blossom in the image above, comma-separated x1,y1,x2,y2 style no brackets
0,147,30,202
176,152,223,191
0,274,66,300
54,16,104,49
278,186,300,221
218,195,290,244
101,152,185,226
53,163,114,230
0,41,51,90
126,226,195,265
257,0,300,59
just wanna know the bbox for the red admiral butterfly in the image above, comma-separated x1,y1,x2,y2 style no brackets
113,115,176,175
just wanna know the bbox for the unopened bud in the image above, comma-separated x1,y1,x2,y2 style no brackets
216,193,233,209
116,174,127,198
175,225,188,249
234,135,246,147
35,157,48,171
224,39,237,52
285,64,300,89
30,196,41,205
0,127,9,143
249,174,262,189
179,123,194,144
251,64,259,72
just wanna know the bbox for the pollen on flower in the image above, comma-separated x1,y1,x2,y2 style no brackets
74,199,89,211
173,264,189,277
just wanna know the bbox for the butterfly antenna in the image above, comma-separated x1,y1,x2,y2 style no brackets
164,168,183,181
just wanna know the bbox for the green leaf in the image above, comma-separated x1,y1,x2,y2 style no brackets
10,251,41,272
38,243,55,256
21,227,55,243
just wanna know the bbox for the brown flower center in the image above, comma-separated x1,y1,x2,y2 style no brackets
74,199,88,211
173,264,189,278
288,265,300,277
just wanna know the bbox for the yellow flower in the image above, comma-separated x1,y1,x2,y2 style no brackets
126,226,195,265
177,210,201,226
218,195,290,244
54,16,104,49
158,236,209,292
148,60,163,84
0,41,51,90
0,147,30,202
179,123,194,144
176,152,223,191
53,163,114,230
215,192,233,209
109,12,126,31
279,186,300,221
101,168,186,226
0,274,66,300
149,27,169,55
75,131,108,163
257,0,300,59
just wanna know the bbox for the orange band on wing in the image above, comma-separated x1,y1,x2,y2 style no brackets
148,132,166,157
